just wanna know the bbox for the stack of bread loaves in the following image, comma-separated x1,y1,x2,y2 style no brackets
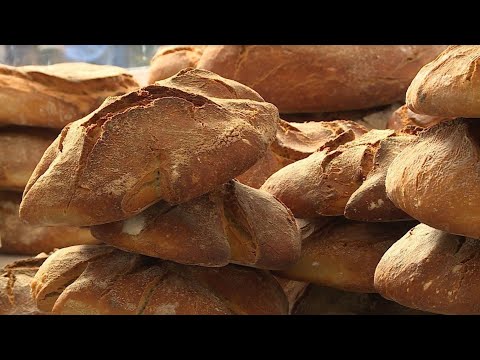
10,68,304,315
374,45,480,315
0,63,139,256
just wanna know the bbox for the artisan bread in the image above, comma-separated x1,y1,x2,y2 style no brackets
262,129,414,221
237,119,367,188
197,46,446,113
407,45,480,118
387,104,450,131
0,254,47,315
149,46,206,83
0,62,139,128
0,191,99,255
91,180,300,269
386,119,480,238
0,127,57,191
375,223,480,315
20,68,279,227
31,245,289,315
275,218,415,292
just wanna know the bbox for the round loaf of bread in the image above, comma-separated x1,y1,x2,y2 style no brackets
0,62,139,128
0,191,99,255
386,119,480,238
262,129,413,221
275,218,414,292
374,223,480,314
0,254,48,315
19,68,280,227
407,45,480,118
31,245,289,315
149,46,206,84
196,45,446,113
91,180,301,269
0,127,57,191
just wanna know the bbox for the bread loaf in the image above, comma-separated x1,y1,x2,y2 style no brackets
196,46,446,113
274,277,309,314
0,191,99,255
149,46,206,84
20,68,279,227
407,45,480,118
0,254,47,315
31,245,289,315
91,180,300,269
386,119,480,238
0,127,57,191
0,62,139,128
275,218,415,292
375,223,480,314
237,119,367,188
387,104,450,131
262,129,414,221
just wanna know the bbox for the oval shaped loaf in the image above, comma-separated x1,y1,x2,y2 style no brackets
19,68,279,227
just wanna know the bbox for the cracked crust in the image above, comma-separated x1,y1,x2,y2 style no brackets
197,45,446,113
387,104,450,131
19,68,280,227
0,62,139,128
0,254,48,314
90,180,301,270
374,223,480,314
0,126,57,191
407,45,480,118
237,119,367,188
149,46,206,84
0,191,99,255
386,119,480,238
275,218,415,293
262,129,412,220
31,245,288,315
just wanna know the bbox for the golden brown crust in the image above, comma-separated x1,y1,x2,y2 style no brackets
386,119,480,238
0,127,57,191
149,46,206,84
197,45,446,113
275,218,415,293
0,62,139,128
262,129,411,220
407,45,480,118
387,104,449,131
374,223,480,314
20,68,280,227
0,254,48,314
91,180,301,270
237,119,367,189
31,245,288,315
0,191,99,255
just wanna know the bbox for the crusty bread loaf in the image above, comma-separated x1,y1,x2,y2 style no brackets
387,104,450,131
0,254,48,315
91,180,300,269
0,191,99,255
20,68,280,227
386,119,480,238
0,62,139,128
149,46,206,84
293,284,430,315
275,218,415,293
196,46,446,113
0,127,57,191
375,223,480,315
407,45,480,118
31,245,289,315
237,119,367,188
262,129,414,221
282,102,403,130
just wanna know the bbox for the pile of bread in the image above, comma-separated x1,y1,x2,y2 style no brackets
4,44,475,315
